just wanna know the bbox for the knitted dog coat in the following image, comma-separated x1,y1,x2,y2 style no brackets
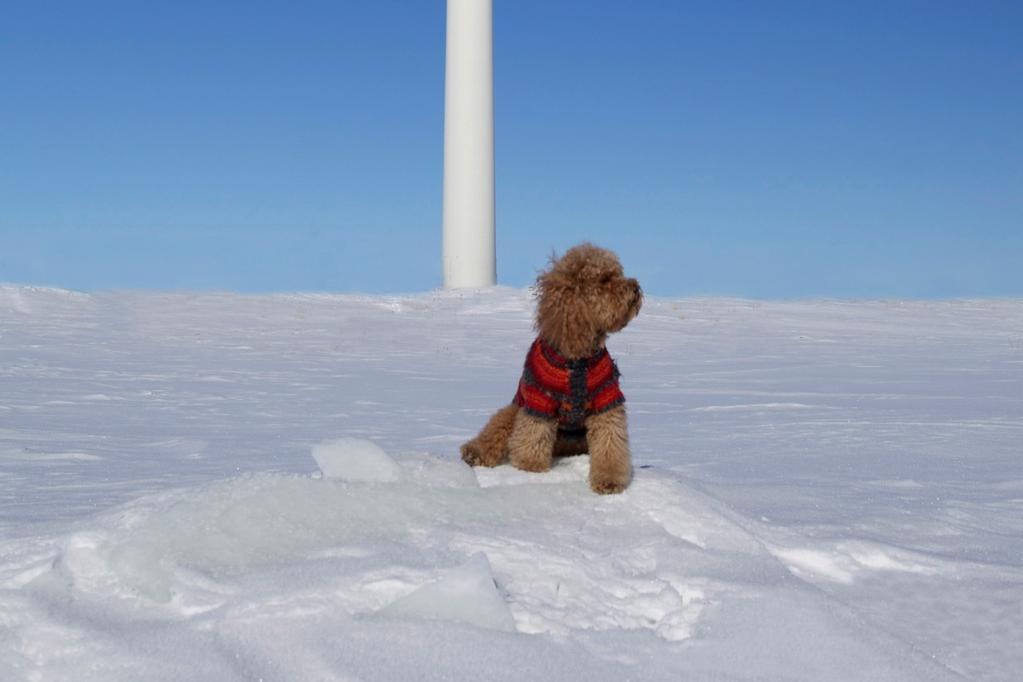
513,337,625,428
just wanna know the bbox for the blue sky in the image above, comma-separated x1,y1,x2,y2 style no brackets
1,1,1020,297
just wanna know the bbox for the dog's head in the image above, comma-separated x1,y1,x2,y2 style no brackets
534,243,642,359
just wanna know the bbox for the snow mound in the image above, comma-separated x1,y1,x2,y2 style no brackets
378,553,516,632
0,285,91,314
4,456,740,640
0,448,968,680
312,438,402,482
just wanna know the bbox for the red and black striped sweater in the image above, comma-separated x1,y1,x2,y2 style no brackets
513,337,625,429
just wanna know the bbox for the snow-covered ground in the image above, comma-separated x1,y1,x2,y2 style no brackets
1,285,1021,681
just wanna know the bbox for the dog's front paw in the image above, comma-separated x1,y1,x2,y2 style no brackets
589,474,629,495
460,440,501,468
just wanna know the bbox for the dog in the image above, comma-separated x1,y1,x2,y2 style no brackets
460,243,642,494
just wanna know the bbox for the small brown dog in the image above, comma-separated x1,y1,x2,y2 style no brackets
460,243,642,494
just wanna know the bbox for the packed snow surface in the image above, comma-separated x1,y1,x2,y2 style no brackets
378,552,516,632
1,286,1021,680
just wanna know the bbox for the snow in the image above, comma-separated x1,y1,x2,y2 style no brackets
377,553,516,632
1,286,1022,680
311,438,402,482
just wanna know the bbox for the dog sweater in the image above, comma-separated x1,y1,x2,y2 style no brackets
513,337,625,428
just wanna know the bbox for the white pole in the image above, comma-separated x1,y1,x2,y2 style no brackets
442,0,496,288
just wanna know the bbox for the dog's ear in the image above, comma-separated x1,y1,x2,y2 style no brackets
535,260,601,359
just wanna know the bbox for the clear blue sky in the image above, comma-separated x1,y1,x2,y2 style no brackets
2,1,1020,298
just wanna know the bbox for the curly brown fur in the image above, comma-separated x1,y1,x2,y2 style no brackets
585,405,632,494
460,243,642,494
507,411,558,472
460,403,518,467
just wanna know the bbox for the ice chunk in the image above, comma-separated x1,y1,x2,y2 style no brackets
397,452,479,488
311,438,401,482
378,553,516,632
